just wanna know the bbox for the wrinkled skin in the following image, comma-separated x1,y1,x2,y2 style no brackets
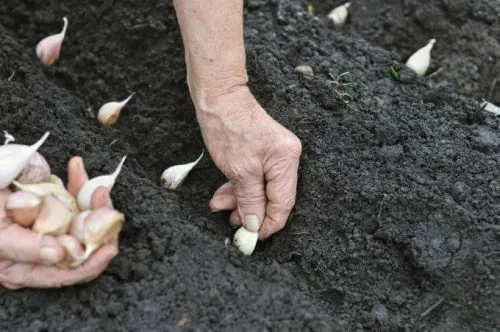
0,157,119,289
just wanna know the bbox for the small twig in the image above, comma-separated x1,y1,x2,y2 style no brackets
425,67,443,80
482,223,500,232
487,78,498,101
377,194,387,222
109,139,118,146
420,297,444,317
7,71,15,82
3,131,15,145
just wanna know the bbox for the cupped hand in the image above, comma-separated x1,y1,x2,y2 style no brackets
0,157,118,289
197,86,302,239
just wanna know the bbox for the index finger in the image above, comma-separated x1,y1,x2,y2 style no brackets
259,160,300,240
67,156,89,197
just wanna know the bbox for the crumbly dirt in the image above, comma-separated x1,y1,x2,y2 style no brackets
0,0,499,331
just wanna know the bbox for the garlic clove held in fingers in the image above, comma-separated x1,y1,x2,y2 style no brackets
161,150,204,190
56,235,84,268
327,2,351,28
16,152,51,185
75,207,124,266
405,39,436,76
49,174,65,188
36,17,68,66
69,210,92,242
0,131,50,189
233,226,259,256
32,195,73,236
97,93,135,127
77,156,127,211
6,191,42,227
12,181,79,213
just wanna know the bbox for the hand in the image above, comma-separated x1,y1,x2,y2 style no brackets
198,86,302,239
0,157,118,289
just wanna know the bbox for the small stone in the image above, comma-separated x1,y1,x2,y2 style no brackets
450,181,470,202
371,303,389,324
294,65,314,80
376,144,404,162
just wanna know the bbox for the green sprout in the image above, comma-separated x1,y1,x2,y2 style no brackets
389,65,400,80
307,3,315,16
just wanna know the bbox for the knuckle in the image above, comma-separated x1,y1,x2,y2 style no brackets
281,135,302,159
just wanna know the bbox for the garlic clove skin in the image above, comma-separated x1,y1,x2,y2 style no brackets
56,235,84,268
5,191,42,227
49,174,65,188
69,210,92,242
12,181,79,213
32,195,73,236
36,17,68,66
233,227,259,256
294,65,315,80
97,93,135,127
405,38,436,77
327,2,351,28
0,131,50,189
15,152,51,185
161,150,204,190
77,155,127,211
75,207,124,265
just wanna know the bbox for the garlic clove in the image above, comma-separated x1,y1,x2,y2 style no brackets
0,131,50,189
56,235,84,268
5,191,42,227
77,207,124,264
15,152,51,185
36,17,68,66
97,93,135,127
32,195,73,236
161,150,204,190
49,174,65,188
76,155,127,211
69,210,92,242
327,2,351,28
294,65,315,80
405,38,436,77
12,181,79,213
233,226,259,256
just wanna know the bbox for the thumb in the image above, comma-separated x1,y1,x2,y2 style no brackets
232,177,266,232
0,224,64,265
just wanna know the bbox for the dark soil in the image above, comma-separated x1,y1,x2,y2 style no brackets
0,0,499,331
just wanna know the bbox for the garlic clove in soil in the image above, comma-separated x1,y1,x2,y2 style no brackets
36,17,68,66
74,207,124,266
0,131,50,189
405,39,436,77
233,226,259,256
32,195,73,236
56,235,84,268
69,210,92,242
327,2,351,28
97,93,135,127
15,152,51,185
12,181,79,213
76,156,127,211
161,151,204,190
5,191,42,227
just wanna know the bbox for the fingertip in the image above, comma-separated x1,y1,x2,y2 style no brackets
67,156,89,196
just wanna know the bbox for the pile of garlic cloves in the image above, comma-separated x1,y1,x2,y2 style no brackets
0,131,125,268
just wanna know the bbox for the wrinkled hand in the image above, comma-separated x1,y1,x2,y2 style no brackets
0,157,118,289
198,86,302,239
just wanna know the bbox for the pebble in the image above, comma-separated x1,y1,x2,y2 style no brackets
450,181,470,202
376,144,404,162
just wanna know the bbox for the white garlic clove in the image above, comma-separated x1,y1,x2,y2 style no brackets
327,2,351,28
69,210,92,242
49,174,65,188
16,152,51,185
12,181,79,213
233,226,259,256
405,39,436,77
161,150,204,190
74,207,124,265
5,191,42,227
97,93,135,127
56,235,84,268
0,131,50,189
36,17,68,66
77,155,127,211
32,195,73,236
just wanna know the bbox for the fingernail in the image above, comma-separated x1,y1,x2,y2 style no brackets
40,247,60,264
244,215,260,232
210,208,221,213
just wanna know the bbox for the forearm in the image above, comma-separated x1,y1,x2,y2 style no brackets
173,0,249,110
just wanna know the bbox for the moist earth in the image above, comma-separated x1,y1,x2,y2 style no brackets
0,0,499,331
